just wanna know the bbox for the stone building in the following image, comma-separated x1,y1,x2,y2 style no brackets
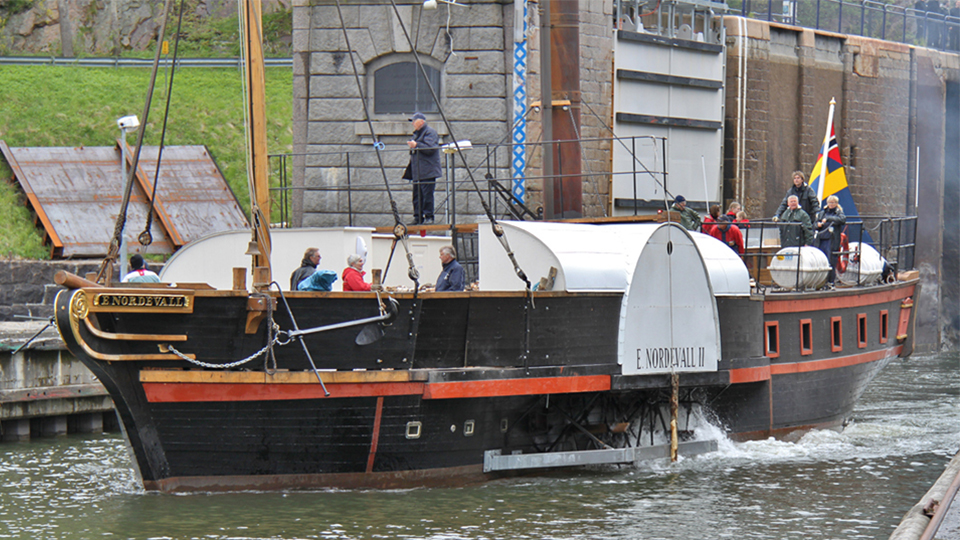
291,0,614,227
291,1,956,351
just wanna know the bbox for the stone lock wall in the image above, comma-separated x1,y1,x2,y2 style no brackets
722,19,959,351
291,0,616,226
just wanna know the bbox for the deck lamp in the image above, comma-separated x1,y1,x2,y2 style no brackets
116,115,140,279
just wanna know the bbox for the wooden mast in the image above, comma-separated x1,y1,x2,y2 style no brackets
242,0,272,284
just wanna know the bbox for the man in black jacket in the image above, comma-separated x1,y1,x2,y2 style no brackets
290,247,320,290
404,112,442,225
774,170,820,224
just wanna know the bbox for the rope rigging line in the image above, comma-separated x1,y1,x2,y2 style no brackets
387,0,530,290
334,0,420,288
139,0,188,248
96,0,176,284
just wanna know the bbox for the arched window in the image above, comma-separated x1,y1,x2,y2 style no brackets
374,61,441,114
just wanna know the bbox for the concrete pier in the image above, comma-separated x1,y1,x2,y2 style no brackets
0,321,116,442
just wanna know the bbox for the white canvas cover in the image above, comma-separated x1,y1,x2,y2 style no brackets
160,228,446,290
478,221,750,296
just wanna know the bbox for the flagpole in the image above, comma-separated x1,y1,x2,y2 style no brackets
817,98,836,202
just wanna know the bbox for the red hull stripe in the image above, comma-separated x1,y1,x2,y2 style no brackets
142,382,425,402
769,345,902,375
141,375,612,403
728,365,771,383
764,285,915,314
421,375,611,400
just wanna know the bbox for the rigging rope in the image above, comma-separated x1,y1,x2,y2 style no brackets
139,0,188,248
334,0,420,288
95,0,175,284
387,0,530,290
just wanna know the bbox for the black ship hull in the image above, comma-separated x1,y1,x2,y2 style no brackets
54,278,917,492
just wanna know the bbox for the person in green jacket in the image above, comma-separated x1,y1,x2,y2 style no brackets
778,195,814,247
671,195,702,231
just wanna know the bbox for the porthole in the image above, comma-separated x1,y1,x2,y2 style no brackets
500,418,508,433
464,420,475,436
406,421,422,439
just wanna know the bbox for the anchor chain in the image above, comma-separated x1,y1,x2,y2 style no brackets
166,320,281,369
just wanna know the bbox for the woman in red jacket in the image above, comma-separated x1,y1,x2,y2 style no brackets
342,254,371,291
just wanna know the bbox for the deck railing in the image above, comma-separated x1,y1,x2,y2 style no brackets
707,216,918,291
616,0,960,52
267,135,668,228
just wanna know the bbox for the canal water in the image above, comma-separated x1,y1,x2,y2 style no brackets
1,352,956,540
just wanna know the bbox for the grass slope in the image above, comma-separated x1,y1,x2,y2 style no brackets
0,64,292,259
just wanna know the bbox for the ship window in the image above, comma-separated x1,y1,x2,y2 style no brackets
500,418,509,433
405,421,422,439
800,319,813,356
831,316,843,352
857,313,868,348
373,61,441,115
880,310,889,343
764,321,780,358
464,420,475,437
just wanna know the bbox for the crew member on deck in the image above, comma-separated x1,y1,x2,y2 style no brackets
435,245,465,292
403,112,442,225
290,247,320,290
122,254,160,283
778,195,814,248
709,215,745,255
726,201,741,220
816,195,847,285
342,254,372,292
774,170,820,224
671,195,702,231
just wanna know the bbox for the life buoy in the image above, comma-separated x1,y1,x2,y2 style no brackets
837,232,850,274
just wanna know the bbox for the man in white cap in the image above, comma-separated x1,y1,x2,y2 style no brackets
403,112,442,225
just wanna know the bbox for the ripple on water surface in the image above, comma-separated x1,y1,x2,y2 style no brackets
0,353,955,540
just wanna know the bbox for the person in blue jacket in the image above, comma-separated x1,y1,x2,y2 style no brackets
435,246,465,292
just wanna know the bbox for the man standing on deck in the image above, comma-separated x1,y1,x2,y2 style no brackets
403,112,442,225
774,170,820,224
778,195,814,247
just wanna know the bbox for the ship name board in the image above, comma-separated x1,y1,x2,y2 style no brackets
92,293,191,311
638,346,706,370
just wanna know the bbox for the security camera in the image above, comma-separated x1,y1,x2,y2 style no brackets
117,115,140,131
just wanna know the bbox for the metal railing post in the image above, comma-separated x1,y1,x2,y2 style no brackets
882,3,887,40
632,137,638,216
861,0,866,36
839,0,844,33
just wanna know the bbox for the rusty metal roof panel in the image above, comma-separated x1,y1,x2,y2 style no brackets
0,142,249,259
132,145,250,245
